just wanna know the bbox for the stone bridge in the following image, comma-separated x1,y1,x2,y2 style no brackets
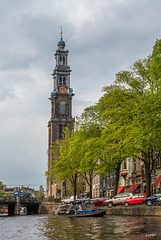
0,197,40,215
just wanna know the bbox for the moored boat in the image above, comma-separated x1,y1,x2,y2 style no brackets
54,203,106,217
66,208,106,217
53,204,73,215
66,204,106,218
20,207,27,215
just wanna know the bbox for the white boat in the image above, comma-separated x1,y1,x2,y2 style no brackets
20,207,27,215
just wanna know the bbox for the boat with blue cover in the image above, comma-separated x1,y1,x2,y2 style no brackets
69,203,106,217
54,203,106,217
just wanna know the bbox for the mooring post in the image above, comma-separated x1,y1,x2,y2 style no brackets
14,196,20,215
38,202,42,214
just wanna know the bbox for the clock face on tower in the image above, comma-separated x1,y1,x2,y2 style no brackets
59,86,66,93
59,100,66,115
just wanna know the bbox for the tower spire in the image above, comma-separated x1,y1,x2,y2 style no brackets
57,27,65,49
60,26,63,40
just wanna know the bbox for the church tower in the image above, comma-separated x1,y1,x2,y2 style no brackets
47,30,75,197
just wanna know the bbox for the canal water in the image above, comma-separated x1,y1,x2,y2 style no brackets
0,214,161,240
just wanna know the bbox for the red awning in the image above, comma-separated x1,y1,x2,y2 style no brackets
153,175,161,186
121,173,128,176
126,183,140,192
117,186,124,194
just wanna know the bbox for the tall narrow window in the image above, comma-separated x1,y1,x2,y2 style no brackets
63,56,65,65
123,160,127,169
158,156,161,167
138,159,141,171
59,77,62,85
59,125,63,139
133,158,136,171
63,77,66,85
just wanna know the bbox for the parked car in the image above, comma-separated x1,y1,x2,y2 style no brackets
123,193,146,206
90,197,111,206
105,193,133,207
144,192,161,206
61,196,74,204
69,198,90,205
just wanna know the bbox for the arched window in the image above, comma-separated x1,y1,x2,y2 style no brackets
63,77,66,85
59,76,62,85
63,56,65,65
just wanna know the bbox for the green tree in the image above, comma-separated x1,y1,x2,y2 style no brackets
48,128,79,200
37,185,44,201
96,84,135,195
0,181,6,191
93,39,161,197
76,106,103,198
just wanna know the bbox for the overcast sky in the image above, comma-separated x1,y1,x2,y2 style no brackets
0,0,161,190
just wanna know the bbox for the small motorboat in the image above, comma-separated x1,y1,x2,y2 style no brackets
53,204,72,215
66,204,106,218
66,209,106,217
20,207,27,215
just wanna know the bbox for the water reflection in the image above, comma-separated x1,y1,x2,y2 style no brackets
0,214,161,240
43,215,161,240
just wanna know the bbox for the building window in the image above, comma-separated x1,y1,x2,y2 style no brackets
123,160,127,170
63,77,66,85
59,77,62,85
63,56,65,65
157,156,161,168
133,158,136,171
59,125,63,139
128,158,132,172
138,159,140,171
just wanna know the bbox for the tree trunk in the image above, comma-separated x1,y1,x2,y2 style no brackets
113,161,121,196
64,181,67,196
73,173,77,200
89,184,92,199
144,155,151,197
89,175,92,199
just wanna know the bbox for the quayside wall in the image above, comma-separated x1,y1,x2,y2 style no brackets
40,202,57,214
40,203,161,216
105,205,161,216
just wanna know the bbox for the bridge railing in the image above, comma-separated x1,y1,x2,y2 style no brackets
0,195,39,203
0,195,16,202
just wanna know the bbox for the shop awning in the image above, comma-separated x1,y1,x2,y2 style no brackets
126,183,140,192
121,173,128,176
153,175,161,186
117,186,124,194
